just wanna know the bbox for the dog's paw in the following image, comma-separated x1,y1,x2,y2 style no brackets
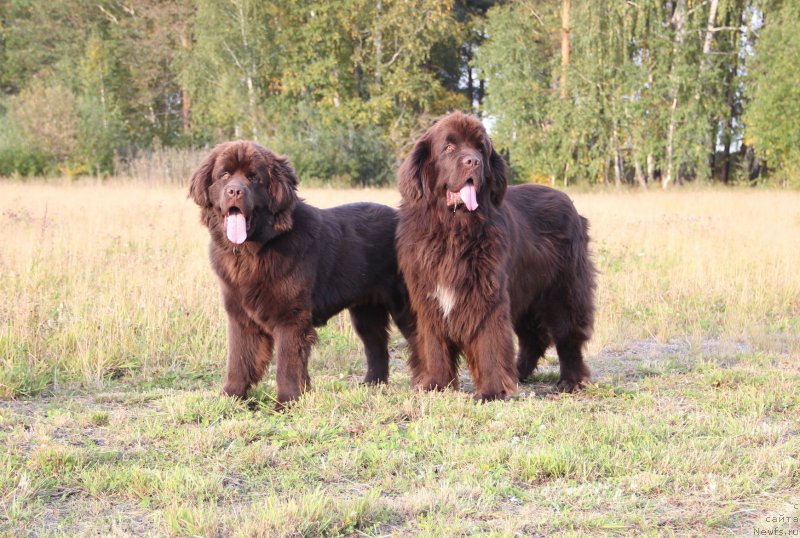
473,390,509,403
555,376,589,393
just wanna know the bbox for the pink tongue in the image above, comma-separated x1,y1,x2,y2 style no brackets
459,184,479,211
225,213,247,244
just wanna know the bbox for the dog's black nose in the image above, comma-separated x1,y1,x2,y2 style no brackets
226,183,245,200
462,154,481,168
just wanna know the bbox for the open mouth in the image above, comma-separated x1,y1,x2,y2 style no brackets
224,207,251,244
445,179,479,212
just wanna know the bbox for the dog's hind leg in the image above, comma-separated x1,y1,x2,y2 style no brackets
554,333,591,392
514,310,551,382
350,304,391,384
388,286,421,383
545,293,592,392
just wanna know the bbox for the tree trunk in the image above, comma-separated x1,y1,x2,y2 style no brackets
465,47,474,109
697,0,720,180
611,122,622,186
664,0,687,189
702,0,720,58
236,1,258,140
721,0,746,184
634,158,647,188
665,102,678,188
375,0,383,88
180,29,191,133
560,0,571,99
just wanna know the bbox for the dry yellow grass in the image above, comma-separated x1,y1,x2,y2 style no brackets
1,181,799,396
1,181,799,536
578,189,800,353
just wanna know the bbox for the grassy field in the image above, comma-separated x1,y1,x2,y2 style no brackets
1,181,799,536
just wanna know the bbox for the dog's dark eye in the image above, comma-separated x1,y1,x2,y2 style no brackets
247,173,256,182
445,144,456,153
220,172,230,180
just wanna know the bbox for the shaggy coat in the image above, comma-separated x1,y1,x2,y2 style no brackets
396,112,596,400
189,141,416,407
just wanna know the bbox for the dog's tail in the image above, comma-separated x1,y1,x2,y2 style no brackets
566,214,597,343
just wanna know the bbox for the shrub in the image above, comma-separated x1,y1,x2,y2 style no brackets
0,113,55,177
7,80,79,163
265,106,394,187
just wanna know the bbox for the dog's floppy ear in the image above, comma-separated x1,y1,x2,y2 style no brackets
189,144,223,207
487,142,508,206
265,154,299,233
398,133,432,202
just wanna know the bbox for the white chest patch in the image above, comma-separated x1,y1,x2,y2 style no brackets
432,284,457,319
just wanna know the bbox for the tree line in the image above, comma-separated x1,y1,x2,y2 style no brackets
1,0,797,187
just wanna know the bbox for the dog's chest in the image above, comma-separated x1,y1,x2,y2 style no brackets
425,266,496,333
401,217,506,329
431,283,458,319
217,252,301,329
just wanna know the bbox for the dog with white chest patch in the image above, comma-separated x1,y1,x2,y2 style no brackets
395,112,597,401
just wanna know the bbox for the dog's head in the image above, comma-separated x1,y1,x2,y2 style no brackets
189,141,298,245
398,112,508,213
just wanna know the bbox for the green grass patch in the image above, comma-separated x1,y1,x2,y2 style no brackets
3,352,797,535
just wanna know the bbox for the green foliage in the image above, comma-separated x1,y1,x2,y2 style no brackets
473,1,559,183
74,94,126,176
178,0,278,141
266,104,395,186
275,0,462,128
0,77,125,177
0,146,51,177
72,33,128,175
176,0,466,181
0,115,53,176
745,1,800,185
0,0,796,186
475,0,746,186
7,79,80,163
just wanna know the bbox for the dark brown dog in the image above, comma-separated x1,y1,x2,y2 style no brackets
189,140,416,407
396,112,596,401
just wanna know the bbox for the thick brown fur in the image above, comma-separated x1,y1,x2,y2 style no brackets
190,140,417,408
396,112,596,401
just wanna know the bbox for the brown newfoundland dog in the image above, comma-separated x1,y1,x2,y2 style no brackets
396,112,596,401
189,140,416,407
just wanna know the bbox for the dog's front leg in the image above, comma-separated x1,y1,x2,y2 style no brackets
415,322,459,392
220,282,274,399
222,315,274,399
273,322,316,408
464,305,518,402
